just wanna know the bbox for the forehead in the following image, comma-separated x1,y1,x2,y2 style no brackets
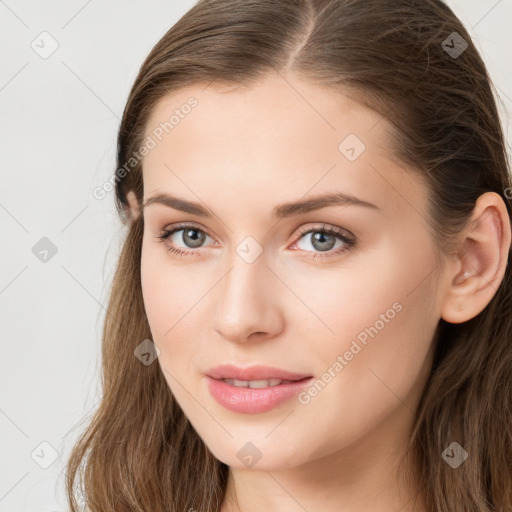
144,73,384,160
141,72,428,223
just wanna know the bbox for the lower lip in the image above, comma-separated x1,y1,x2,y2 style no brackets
206,376,314,414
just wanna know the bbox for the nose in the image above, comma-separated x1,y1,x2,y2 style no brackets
213,252,284,344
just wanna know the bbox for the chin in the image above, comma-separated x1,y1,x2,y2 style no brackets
199,433,311,471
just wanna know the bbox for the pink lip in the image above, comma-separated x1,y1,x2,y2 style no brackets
206,364,312,381
205,364,314,414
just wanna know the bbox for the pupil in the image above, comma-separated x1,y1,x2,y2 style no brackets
312,232,335,251
184,229,205,248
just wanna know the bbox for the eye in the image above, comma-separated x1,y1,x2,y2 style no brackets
155,223,214,258
154,222,356,260
291,224,356,260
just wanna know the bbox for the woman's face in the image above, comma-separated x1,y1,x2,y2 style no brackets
139,72,446,471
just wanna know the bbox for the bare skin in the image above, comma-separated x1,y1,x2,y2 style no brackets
127,71,511,512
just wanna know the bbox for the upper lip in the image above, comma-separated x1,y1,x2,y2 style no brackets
206,364,312,381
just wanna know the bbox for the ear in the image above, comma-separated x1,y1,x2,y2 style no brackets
125,190,142,223
441,192,511,324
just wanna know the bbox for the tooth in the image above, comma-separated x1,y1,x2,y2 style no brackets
222,378,291,388
249,379,274,388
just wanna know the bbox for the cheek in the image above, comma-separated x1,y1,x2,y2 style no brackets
140,236,200,334
140,241,213,380
294,244,439,443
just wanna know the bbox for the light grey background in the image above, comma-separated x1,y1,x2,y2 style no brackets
1,1,511,510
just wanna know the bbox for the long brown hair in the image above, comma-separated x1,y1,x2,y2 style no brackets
66,1,512,510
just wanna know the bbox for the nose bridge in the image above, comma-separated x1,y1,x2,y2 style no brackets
214,247,281,342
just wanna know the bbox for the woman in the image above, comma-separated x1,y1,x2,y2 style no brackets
66,0,512,510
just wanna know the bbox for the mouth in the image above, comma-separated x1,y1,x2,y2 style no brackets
205,364,314,414
219,377,306,388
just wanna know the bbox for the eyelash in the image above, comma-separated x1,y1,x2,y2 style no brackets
154,222,356,261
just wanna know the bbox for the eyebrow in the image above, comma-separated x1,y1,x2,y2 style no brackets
142,191,379,218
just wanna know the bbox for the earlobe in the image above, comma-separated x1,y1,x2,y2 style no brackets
441,192,511,324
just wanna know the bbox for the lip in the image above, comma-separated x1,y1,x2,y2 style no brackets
206,364,312,382
205,364,314,414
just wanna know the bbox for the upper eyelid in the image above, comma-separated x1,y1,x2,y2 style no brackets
161,222,214,239
295,223,354,239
